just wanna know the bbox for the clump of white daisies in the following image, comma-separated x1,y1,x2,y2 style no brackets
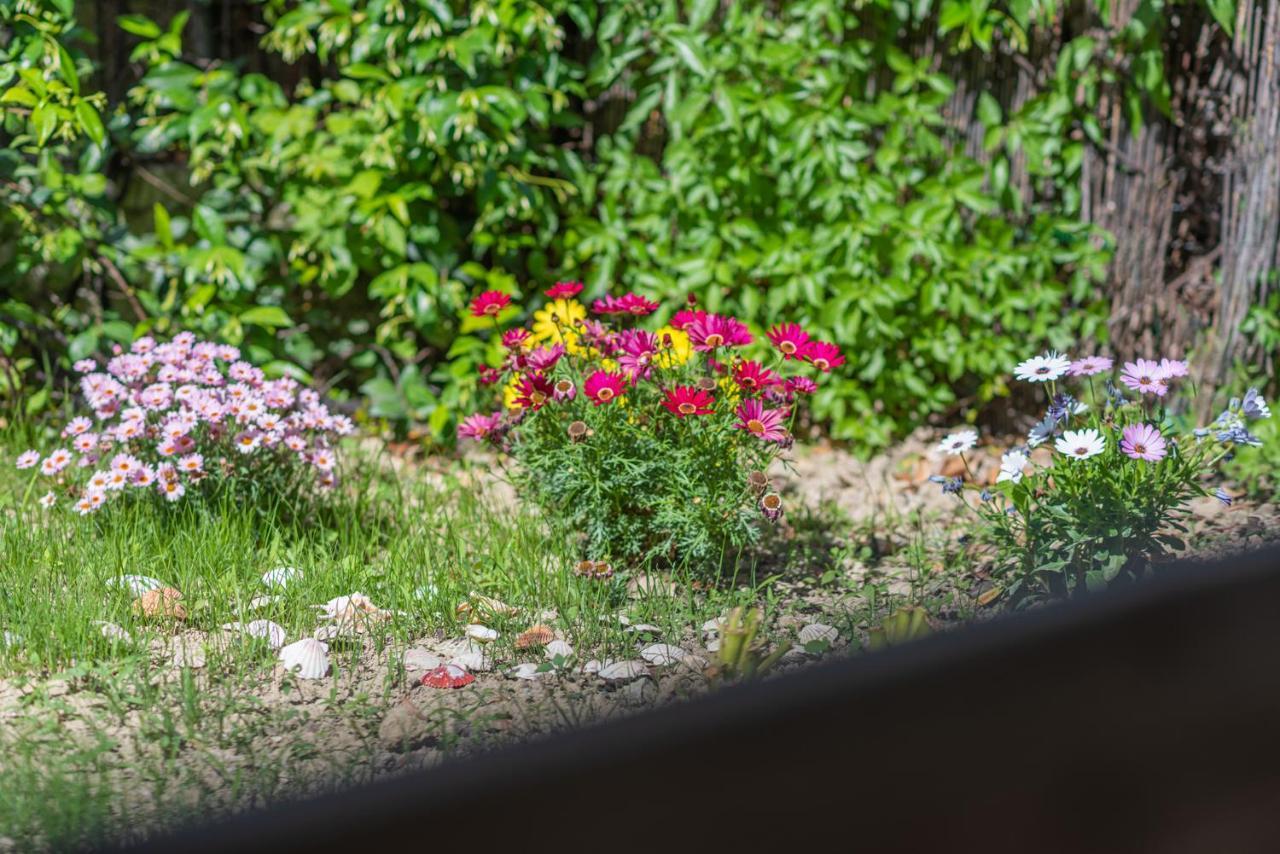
13,332,353,515
931,351,1267,601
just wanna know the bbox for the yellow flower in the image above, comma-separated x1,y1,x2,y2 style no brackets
503,374,524,410
530,299,587,352
717,375,742,408
653,326,692,368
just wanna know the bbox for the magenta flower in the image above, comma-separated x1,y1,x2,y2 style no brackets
544,281,583,299
1067,356,1113,377
802,341,845,373
459,413,501,442
584,371,627,405
767,323,811,359
525,344,566,373
734,399,788,442
501,328,531,350
670,309,708,331
688,314,753,351
513,373,555,410
1119,360,1169,397
1120,423,1168,462
469,290,512,318
732,360,780,393
785,376,818,396
661,386,715,418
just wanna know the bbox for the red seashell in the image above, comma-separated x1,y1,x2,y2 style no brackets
421,664,475,689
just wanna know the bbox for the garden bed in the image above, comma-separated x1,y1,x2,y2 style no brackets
0,434,1274,851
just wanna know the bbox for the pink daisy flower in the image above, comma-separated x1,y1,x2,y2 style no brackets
132,466,156,487
687,314,753,351
469,290,511,318
670,309,708,331
1067,355,1113,377
63,417,93,437
73,359,97,373
802,341,845,372
525,344,566,373
16,450,39,470
310,449,336,470
767,323,811,359
39,491,57,509
513,374,555,410
584,371,627,406
73,434,98,454
1119,360,1168,397
785,376,818,396
234,431,261,454
160,479,185,502
544,281,583,299
178,454,204,474
661,386,715,418
1120,423,1168,462
553,379,576,401
40,449,71,476
732,360,781,393
502,328,531,350
734,399,788,442
1158,358,1189,379
458,412,502,441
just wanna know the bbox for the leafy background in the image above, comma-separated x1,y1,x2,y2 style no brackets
2,0,1270,449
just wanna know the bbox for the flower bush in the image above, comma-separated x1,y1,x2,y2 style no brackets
12,333,354,516
936,352,1269,601
458,284,843,566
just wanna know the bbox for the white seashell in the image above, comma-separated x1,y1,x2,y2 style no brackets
597,660,648,682
403,648,443,673
2,630,21,648
261,566,302,588
706,637,721,653
623,624,662,635
223,620,287,650
701,617,724,637
450,650,493,673
544,640,574,660
96,621,132,643
581,659,604,675
798,623,839,645
108,575,164,596
278,638,330,679
640,643,688,666
249,594,282,610
510,663,548,680
464,624,498,643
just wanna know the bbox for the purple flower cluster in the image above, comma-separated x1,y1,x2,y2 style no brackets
14,332,353,514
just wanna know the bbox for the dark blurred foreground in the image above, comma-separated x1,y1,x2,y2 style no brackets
114,542,1280,853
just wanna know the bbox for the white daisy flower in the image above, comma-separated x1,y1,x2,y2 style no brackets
937,429,978,456
997,450,1029,483
1014,351,1071,383
1055,429,1106,460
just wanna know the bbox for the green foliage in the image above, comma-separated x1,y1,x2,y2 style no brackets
3,0,1241,446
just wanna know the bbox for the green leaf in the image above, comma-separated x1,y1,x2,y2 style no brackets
239,306,294,328
117,14,163,38
75,102,106,146
1204,0,1235,36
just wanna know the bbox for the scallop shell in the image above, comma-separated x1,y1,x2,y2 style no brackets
456,594,519,621
278,638,330,679
450,650,493,673
798,623,839,645
96,621,133,643
108,575,164,596
132,587,187,621
640,643,688,666
315,592,391,632
249,594,282,610
223,620,287,650
581,659,604,675
262,566,303,588
403,648,443,673
544,640,574,660
509,662,548,680
464,624,499,643
597,660,648,682
515,624,555,649
421,663,474,689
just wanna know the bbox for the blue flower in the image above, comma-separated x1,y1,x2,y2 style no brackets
1027,415,1056,448
1242,387,1271,420
942,476,964,495
979,489,992,502
1047,393,1078,422
1215,487,1233,506
1217,425,1263,447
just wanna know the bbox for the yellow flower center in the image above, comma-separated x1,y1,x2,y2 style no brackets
705,333,725,348
678,402,696,415
813,358,829,371
781,341,797,354
597,388,614,402
747,419,765,434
